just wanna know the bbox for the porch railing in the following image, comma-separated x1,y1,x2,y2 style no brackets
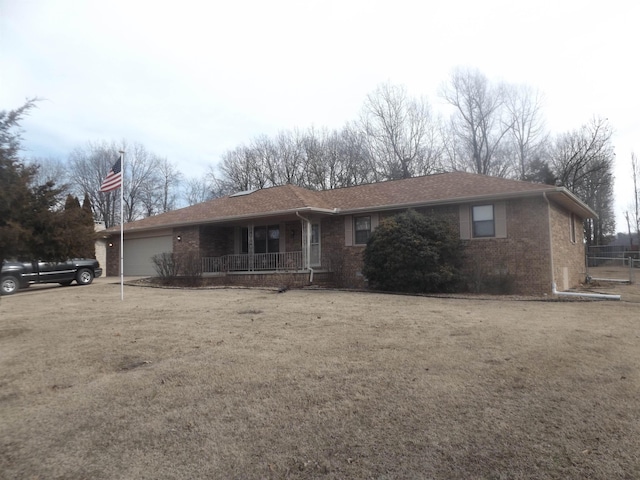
202,251,304,273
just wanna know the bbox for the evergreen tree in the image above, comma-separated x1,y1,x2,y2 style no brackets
1,100,40,261
1,99,91,262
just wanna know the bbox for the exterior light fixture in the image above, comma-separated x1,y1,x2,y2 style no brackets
177,235,182,242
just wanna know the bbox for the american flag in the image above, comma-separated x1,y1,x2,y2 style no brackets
99,156,122,192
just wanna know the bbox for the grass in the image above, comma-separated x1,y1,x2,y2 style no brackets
1,283,639,479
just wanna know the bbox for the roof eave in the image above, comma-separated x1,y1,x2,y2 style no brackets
104,185,596,236
335,187,597,218
104,206,336,235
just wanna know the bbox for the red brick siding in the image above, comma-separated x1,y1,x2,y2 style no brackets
320,216,367,288
461,198,553,294
199,225,233,257
548,202,586,290
105,239,119,276
318,199,562,295
174,226,199,255
201,271,332,288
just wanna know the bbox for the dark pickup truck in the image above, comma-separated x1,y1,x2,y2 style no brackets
1,259,103,295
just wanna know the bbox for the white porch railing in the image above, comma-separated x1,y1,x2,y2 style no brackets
202,251,304,273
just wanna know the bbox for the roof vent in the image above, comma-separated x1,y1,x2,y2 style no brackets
230,188,257,198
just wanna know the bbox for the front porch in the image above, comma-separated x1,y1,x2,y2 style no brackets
199,251,332,288
202,251,331,275
202,251,311,273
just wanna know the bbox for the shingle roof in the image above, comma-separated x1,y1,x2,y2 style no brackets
111,183,330,233
315,171,553,211
107,172,592,233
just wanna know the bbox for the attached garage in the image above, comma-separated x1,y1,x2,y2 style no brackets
123,234,173,276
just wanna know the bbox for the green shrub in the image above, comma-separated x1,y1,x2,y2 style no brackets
362,210,464,293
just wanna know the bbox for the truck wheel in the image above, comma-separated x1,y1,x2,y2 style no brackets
76,268,94,285
1,276,19,295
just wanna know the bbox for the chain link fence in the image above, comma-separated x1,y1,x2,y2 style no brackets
586,245,638,283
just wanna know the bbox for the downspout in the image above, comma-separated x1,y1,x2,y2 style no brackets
295,211,314,284
551,282,621,301
543,192,556,294
544,193,620,301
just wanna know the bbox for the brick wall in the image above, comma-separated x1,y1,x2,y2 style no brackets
105,237,119,276
199,225,233,257
548,202,586,290
173,226,199,255
321,216,367,288
461,198,552,294
319,199,562,295
107,197,585,295
201,271,332,288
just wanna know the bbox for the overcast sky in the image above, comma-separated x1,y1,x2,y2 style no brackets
1,0,638,231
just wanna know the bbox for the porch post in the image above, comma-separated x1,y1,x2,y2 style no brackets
296,211,315,272
248,223,254,271
300,218,311,270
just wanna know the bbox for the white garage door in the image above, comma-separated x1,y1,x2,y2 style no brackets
123,236,173,276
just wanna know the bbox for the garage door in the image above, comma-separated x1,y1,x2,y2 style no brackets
123,236,173,276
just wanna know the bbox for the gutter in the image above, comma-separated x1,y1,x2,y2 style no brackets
334,187,596,218
295,211,314,284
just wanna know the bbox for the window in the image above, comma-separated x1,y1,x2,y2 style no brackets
310,223,320,266
252,225,280,253
472,205,495,238
354,216,371,244
570,213,576,243
241,227,249,254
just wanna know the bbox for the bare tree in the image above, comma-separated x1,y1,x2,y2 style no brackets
246,135,279,187
184,177,214,205
360,82,442,180
217,145,260,192
67,140,169,226
335,123,376,186
26,156,70,209
549,117,616,245
26,156,69,189
503,84,548,180
274,129,306,185
550,118,614,192
67,140,122,228
440,67,512,176
139,157,183,217
300,126,329,189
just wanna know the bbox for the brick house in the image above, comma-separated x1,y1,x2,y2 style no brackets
103,172,595,295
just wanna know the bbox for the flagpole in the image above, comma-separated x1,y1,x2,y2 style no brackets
119,150,125,301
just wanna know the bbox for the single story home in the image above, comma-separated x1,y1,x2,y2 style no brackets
103,171,595,295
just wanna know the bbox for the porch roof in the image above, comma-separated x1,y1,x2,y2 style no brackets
106,172,596,234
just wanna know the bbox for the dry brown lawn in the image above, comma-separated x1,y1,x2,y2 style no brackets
1,280,639,479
